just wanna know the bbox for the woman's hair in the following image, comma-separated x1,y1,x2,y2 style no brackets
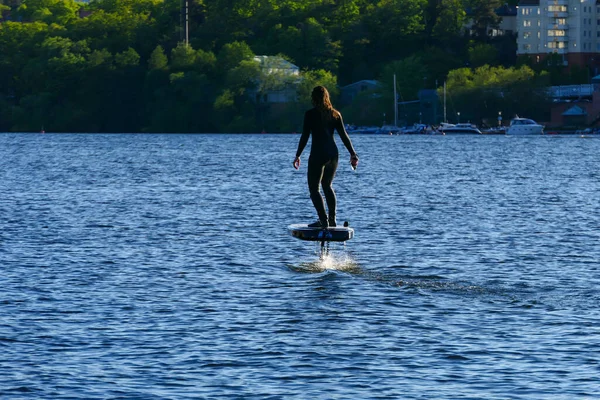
311,86,340,120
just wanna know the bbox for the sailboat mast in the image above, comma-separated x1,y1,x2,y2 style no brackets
393,74,397,127
185,0,189,45
443,81,447,123
181,0,189,45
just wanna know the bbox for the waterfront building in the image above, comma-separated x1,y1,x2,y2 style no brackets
251,56,300,103
517,0,600,72
340,80,380,106
465,4,518,37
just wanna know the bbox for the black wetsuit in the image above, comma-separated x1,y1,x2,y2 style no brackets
295,108,357,225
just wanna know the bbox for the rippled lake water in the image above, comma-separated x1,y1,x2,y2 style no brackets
1,132,599,399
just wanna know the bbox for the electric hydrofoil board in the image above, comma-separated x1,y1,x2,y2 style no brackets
288,221,354,244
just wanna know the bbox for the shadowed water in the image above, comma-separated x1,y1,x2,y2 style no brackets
1,133,599,399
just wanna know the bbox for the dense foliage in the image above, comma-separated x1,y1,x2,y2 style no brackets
0,0,566,132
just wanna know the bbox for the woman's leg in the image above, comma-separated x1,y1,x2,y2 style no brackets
307,159,328,225
321,157,338,226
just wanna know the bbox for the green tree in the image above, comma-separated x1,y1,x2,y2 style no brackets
115,47,140,68
468,42,498,67
362,0,428,62
171,42,197,70
216,41,255,75
195,48,217,76
148,45,168,70
443,64,550,125
16,0,80,25
88,48,113,67
297,69,338,109
425,0,466,44
0,2,10,14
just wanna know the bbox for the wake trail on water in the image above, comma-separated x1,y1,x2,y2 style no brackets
289,255,528,304
287,251,552,308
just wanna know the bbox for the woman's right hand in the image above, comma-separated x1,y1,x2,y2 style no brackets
350,154,359,170
293,156,300,170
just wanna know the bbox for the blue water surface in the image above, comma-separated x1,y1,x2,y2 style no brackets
0,133,599,399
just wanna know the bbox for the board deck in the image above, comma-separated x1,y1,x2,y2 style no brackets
288,223,354,242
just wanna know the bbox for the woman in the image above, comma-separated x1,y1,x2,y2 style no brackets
293,86,359,228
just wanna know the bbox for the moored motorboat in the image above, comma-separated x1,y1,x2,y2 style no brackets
506,117,544,135
346,125,380,134
438,123,482,134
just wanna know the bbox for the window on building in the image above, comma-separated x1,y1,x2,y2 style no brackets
548,5,567,12
524,32,530,39
522,8,530,16
524,20,531,27
523,44,531,51
548,42,566,49
548,30,566,37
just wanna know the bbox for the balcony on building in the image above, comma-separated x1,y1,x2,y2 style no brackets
548,11,568,18
549,23,568,30
549,36,568,42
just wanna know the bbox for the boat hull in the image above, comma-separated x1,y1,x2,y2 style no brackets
506,127,544,135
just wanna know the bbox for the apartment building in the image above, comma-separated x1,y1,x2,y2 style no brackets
517,0,600,71
465,4,518,37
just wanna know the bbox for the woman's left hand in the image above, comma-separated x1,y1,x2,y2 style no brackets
293,156,300,170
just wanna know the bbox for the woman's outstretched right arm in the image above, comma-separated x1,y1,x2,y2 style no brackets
294,111,311,169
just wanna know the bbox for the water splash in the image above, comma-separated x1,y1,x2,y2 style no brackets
319,251,361,273
289,249,361,274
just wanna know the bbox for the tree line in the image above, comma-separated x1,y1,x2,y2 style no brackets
0,0,584,132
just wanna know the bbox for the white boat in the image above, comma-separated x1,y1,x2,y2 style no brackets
506,117,544,135
400,124,428,134
439,123,482,134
